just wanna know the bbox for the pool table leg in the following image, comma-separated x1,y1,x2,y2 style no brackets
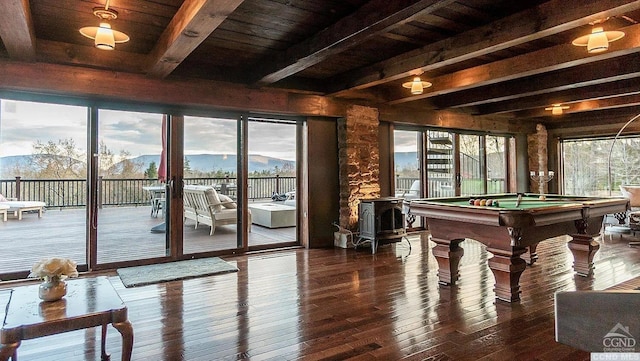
487,248,527,302
432,238,464,285
567,234,600,276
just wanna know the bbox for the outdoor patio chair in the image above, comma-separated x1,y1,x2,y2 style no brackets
395,180,421,200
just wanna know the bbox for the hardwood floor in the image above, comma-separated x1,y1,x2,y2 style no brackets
1,233,640,360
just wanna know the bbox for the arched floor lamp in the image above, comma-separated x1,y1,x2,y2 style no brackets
607,112,640,247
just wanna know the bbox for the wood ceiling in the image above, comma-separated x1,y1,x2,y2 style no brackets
1,0,640,136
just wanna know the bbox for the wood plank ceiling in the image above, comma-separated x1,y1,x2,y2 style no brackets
1,0,640,135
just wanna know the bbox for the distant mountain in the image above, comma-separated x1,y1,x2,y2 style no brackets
0,154,295,177
132,154,294,173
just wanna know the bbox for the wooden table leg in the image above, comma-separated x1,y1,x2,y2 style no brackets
112,321,134,361
431,238,464,285
101,323,109,361
568,234,600,276
0,342,19,361
487,248,527,302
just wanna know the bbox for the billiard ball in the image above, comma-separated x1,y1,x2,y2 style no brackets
493,200,499,207
469,199,475,205
486,199,493,206
474,199,481,206
480,199,486,206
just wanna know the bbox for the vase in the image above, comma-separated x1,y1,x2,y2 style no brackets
38,277,67,302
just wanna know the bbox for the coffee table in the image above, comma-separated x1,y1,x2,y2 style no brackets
248,203,296,228
0,277,133,361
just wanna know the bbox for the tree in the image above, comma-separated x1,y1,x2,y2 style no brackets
145,161,158,179
31,138,86,179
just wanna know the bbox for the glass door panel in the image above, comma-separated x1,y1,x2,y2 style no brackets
0,99,88,276
247,118,297,247
426,130,454,197
183,115,240,253
486,135,506,193
459,134,483,196
393,130,421,199
96,110,169,264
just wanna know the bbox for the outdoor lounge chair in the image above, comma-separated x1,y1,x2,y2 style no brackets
0,194,46,220
0,204,8,222
182,185,251,235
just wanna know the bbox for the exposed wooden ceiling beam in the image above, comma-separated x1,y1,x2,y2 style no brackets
513,93,640,119
146,0,245,78
433,53,640,109
387,23,640,105
544,106,640,131
326,0,640,95
37,40,148,74
0,0,36,61
251,0,457,86
476,78,640,115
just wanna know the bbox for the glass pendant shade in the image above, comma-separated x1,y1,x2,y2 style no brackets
94,23,115,50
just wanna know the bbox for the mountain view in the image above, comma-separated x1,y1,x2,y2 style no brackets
0,153,296,178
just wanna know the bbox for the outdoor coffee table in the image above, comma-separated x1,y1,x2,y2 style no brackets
0,276,133,361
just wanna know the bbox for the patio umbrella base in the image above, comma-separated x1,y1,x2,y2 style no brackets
150,222,166,233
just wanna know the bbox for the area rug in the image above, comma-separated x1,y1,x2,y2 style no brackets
117,257,238,287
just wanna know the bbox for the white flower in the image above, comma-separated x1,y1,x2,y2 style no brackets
28,258,78,280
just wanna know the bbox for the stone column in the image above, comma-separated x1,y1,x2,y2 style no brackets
337,105,380,230
527,123,549,193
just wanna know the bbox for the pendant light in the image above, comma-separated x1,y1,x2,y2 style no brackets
545,104,569,115
402,74,432,95
79,0,129,50
572,21,624,54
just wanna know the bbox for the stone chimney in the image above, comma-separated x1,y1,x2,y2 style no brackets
337,105,380,231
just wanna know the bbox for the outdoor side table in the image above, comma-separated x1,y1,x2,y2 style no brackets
0,276,133,361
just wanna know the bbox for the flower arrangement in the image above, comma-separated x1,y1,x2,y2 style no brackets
28,257,78,282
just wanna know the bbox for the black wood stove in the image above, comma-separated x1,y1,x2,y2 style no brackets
357,197,407,254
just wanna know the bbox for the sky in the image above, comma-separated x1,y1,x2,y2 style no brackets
0,99,298,161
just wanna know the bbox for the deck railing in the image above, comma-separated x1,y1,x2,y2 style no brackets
396,177,505,198
0,176,296,208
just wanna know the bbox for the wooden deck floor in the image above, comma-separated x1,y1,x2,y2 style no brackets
1,233,639,360
0,204,296,275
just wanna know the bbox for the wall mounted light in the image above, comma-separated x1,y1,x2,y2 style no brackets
79,0,129,50
402,75,432,95
545,104,569,115
572,22,624,53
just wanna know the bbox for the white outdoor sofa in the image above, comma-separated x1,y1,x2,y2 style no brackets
183,185,251,235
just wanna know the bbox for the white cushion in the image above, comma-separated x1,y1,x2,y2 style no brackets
218,194,237,209
620,185,640,207
2,201,46,210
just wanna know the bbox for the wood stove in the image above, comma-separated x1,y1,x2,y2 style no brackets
358,197,407,254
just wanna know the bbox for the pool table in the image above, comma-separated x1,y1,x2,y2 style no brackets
408,193,629,302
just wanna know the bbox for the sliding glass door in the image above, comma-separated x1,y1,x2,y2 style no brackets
247,117,298,248
0,99,88,275
96,109,169,264
183,115,241,254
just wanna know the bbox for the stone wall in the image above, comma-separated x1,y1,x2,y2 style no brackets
337,105,380,230
527,123,549,193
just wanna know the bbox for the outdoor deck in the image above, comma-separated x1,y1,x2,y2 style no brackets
0,202,296,276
